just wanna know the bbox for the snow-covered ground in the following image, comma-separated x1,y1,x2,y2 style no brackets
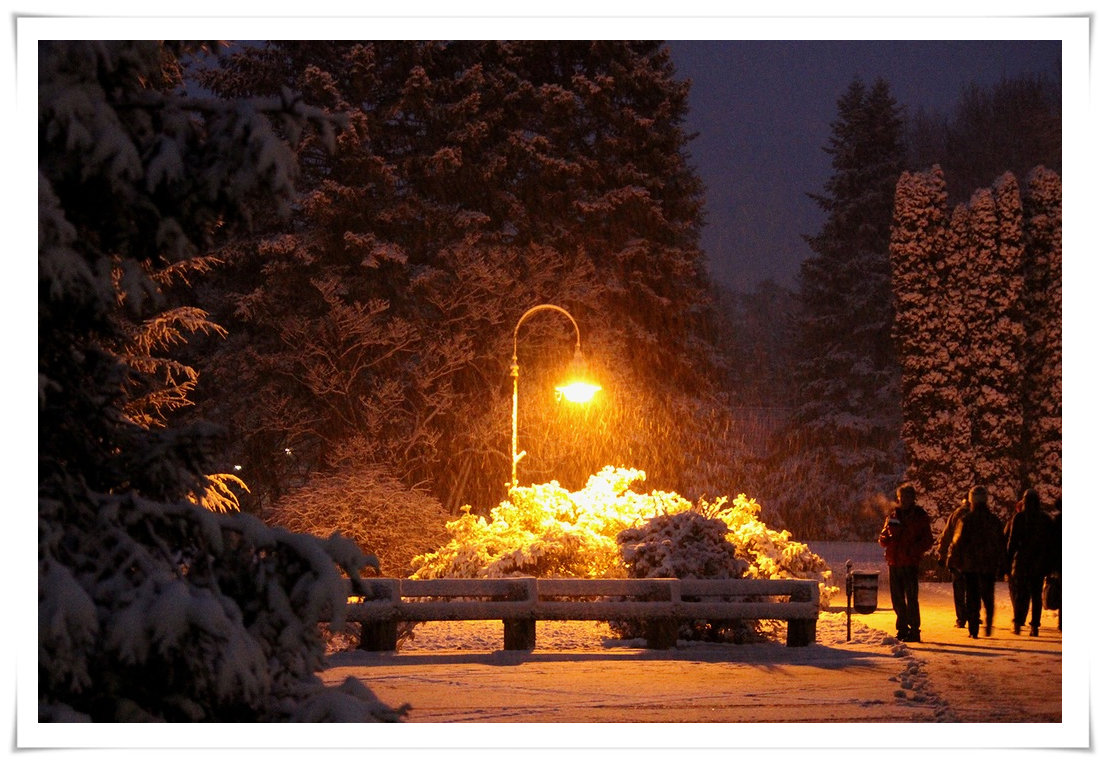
319,543,1077,750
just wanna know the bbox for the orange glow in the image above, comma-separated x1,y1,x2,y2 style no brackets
556,380,601,404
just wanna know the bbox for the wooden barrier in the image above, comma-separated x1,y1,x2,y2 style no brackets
342,577,820,651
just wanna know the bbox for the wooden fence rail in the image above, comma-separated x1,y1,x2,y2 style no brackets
339,577,820,651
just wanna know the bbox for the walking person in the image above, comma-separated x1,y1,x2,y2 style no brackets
947,485,1006,639
1005,488,1054,636
878,483,934,642
936,497,970,628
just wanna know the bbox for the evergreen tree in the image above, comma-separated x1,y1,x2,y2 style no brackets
717,280,799,412
907,73,1061,205
768,78,907,539
938,198,980,506
1020,166,1062,505
967,176,1027,509
889,167,1061,524
39,41,396,721
190,41,730,528
888,166,969,518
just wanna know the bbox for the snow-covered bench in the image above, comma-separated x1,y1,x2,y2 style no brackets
342,577,819,651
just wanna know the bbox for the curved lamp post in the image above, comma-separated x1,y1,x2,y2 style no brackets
511,304,601,489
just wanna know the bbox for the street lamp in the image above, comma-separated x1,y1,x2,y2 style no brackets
510,304,601,489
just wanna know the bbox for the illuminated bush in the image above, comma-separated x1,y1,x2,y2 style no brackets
614,493,836,642
411,467,680,579
411,466,836,608
619,512,747,579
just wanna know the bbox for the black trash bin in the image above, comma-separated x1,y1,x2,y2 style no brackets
850,570,879,614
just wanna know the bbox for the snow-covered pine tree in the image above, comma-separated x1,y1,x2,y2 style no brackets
938,198,980,512
191,41,734,523
888,166,969,522
769,78,906,539
717,280,800,414
892,74,1061,521
958,177,1027,511
39,41,398,721
1020,166,1062,505
889,167,1061,524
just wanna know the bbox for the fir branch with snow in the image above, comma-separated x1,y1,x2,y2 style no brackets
38,40,398,722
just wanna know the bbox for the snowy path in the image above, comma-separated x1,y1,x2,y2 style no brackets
855,581,1062,723
321,612,953,722
813,541,1062,723
322,615,925,722
320,570,1060,724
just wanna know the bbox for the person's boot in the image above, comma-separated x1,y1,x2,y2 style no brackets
905,630,921,643
1013,623,1021,635
1030,625,1039,637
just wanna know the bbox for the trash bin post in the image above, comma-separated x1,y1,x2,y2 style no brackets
845,559,853,642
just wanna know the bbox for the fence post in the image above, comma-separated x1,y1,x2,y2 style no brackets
503,577,538,650
360,620,399,651
644,579,679,649
355,578,400,651
503,618,537,650
644,618,678,649
786,580,817,647
845,559,853,642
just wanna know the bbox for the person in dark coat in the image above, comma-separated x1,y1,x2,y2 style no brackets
878,483,935,642
947,485,1006,638
1005,488,1054,636
936,497,970,628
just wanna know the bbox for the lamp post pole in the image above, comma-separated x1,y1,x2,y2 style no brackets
510,304,586,490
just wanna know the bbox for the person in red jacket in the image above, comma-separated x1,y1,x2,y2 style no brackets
878,483,935,642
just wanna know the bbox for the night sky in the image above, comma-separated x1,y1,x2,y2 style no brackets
664,40,1063,292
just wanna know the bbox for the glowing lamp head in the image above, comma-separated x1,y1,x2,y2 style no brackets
556,380,601,403
555,346,601,403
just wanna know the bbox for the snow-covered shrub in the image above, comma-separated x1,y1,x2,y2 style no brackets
616,507,752,646
615,511,753,643
412,466,836,608
704,495,835,601
612,493,836,643
39,490,402,721
267,462,451,576
411,466,687,579
618,512,747,580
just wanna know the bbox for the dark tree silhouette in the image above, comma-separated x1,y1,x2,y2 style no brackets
39,40,396,722
190,41,741,530
906,73,1060,204
765,78,907,540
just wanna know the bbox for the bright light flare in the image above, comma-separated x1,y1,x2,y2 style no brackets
556,380,601,404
